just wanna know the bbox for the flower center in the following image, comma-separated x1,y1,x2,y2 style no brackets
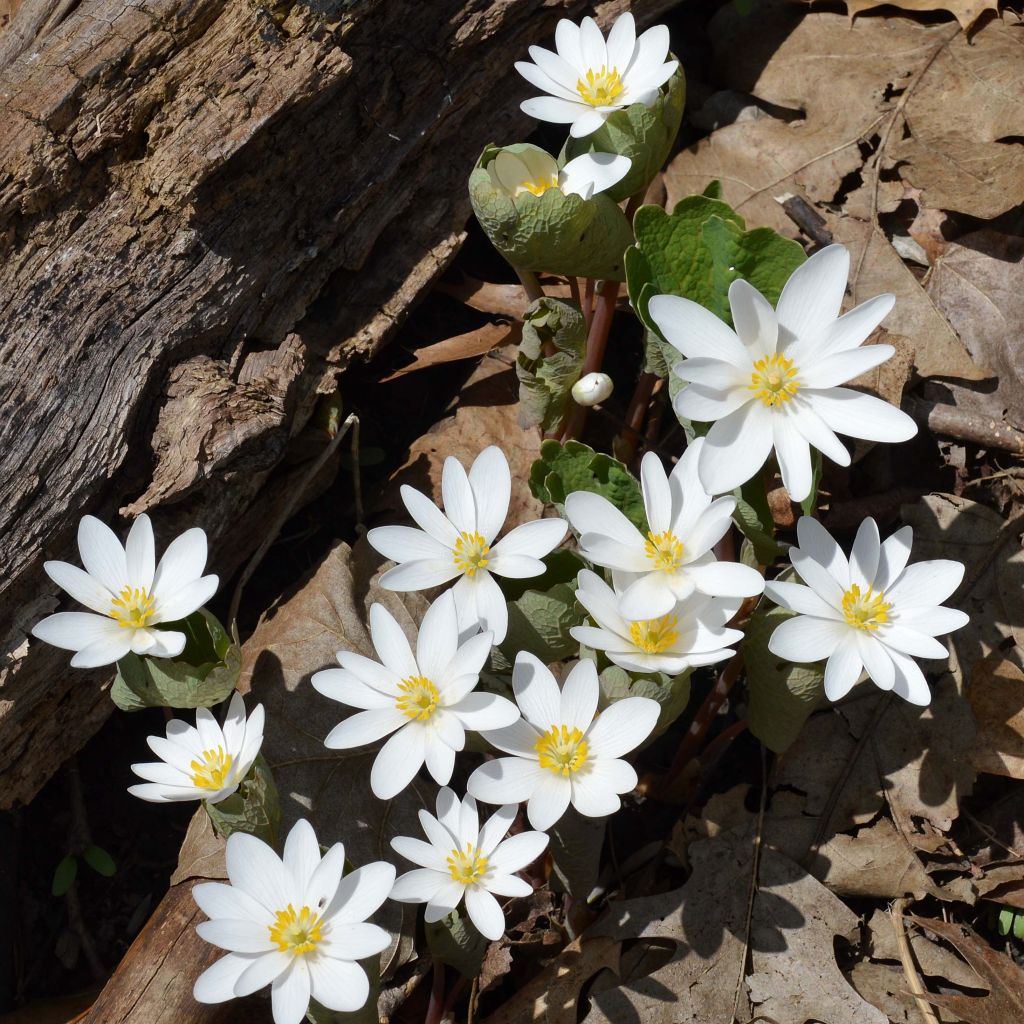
841,584,892,632
453,531,491,577
629,614,680,654
110,586,157,628
396,675,440,721
535,725,589,777
749,353,799,407
268,904,324,956
576,65,624,106
644,530,685,573
517,173,560,197
446,841,489,886
189,746,234,790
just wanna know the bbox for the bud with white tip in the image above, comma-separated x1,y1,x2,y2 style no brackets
572,372,613,407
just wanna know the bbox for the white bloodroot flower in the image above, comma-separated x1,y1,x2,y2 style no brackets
32,513,219,668
367,446,568,644
390,787,548,941
564,439,763,621
572,371,614,407
128,692,265,805
516,13,678,138
488,147,631,200
764,517,968,706
467,654,659,830
311,592,518,800
571,569,743,677
193,819,395,1024
653,244,918,502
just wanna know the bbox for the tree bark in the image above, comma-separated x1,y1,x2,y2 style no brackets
0,0,672,808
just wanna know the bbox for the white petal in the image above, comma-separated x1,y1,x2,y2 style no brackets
572,760,636,817
487,553,546,578
125,514,156,592
465,886,506,941
77,516,128,594
424,732,457,786
271,959,311,1024
773,418,812,503
699,401,774,495
554,18,584,67
897,606,969,636
686,560,765,599
309,958,370,1012
878,625,948,660
156,575,218,623
235,951,291,997
326,861,396,924
874,525,913,592
520,94,590,126
515,57,580,102
450,692,519,731
438,631,493,696
193,952,256,1004
400,485,459,547
796,517,850,589
887,560,964,609
784,400,851,469
70,632,134,668
585,697,659,759
456,570,509,644
492,518,567,560
800,345,895,389
729,278,778,359
823,635,864,701
648,294,749,367
486,873,534,898
196,918,276,954
44,560,113,614
605,11,636,70
369,603,418,679
579,536,651,574
618,572,677,620
640,452,672,534
417,591,459,681
849,518,881,589
312,669,395,710
775,244,849,352
488,830,549,874
565,490,642,547
32,611,122,653
764,580,842,620
391,836,449,872
424,879,466,922
367,525,451,564
468,757,546,805
560,152,631,199
855,632,896,691
578,16,608,73
805,293,895,361
512,651,562,728
151,528,208,597
671,357,747,391
390,868,446,904
442,455,477,535
526,773,573,830
559,659,599,732
477,804,516,856
628,23,672,76
370,726,426,799
378,560,461,591
804,387,917,443
673,382,752,423
479,718,543,758
323,922,390,963
768,615,847,662
469,446,511,543
225,832,292,914
790,548,846,605
325,708,404,749
888,648,932,706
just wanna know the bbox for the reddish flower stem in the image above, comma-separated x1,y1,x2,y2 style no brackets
561,278,620,441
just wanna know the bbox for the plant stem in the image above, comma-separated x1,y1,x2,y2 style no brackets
617,371,658,462
583,277,595,332
424,958,446,1024
514,267,543,304
569,275,582,310
561,279,620,441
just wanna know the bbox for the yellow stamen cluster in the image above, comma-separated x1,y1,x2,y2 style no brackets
629,614,680,654
535,725,589,777
396,675,440,721
268,904,324,956
447,842,490,886
576,65,624,106
749,353,799,407
453,531,491,578
518,173,560,197
110,586,157,628
841,584,891,632
644,530,685,573
189,746,234,790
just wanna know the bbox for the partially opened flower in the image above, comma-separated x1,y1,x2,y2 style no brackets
390,787,547,940
128,692,264,804
367,446,568,643
32,513,219,668
764,517,968,706
563,440,763,620
193,819,395,1024
467,654,659,830
487,147,630,201
571,569,743,676
516,12,678,138
311,592,517,800
653,244,918,502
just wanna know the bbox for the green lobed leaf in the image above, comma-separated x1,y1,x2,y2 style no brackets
562,65,686,202
426,909,489,979
204,754,281,845
743,587,825,754
51,855,77,897
548,805,605,900
111,608,241,712
530,440,647,534
82,845,117,877
598,664,692,739
517,297,587,432
469,143,633,281
734,473,782,566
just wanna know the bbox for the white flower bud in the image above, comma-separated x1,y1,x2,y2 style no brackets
572,372,613,407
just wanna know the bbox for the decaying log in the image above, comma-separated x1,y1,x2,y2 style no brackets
0,0,672,808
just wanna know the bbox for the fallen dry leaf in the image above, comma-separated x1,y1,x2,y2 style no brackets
840,0,998,31
380,321,520,382
968,656,1024,779
437,275,572,319
910,916,1024,1023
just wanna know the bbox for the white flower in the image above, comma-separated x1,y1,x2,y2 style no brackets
764,517,968,706
366,446,568,644
32,513,219,668
389,787,548,941
563,440,763,621
571,569,743,676
467,654,659,830
652,244,918,502
516,13,678,139
488,147,630,201
128,692,264,804
192,819,395,1024
311,592,518,800
572,371,614,407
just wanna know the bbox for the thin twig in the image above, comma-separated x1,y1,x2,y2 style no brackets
890,898,941,1024
227,412,358,629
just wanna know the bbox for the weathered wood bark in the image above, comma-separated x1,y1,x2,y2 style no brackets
0,0,670,808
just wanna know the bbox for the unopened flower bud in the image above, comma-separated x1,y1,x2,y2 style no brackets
572,372,613,407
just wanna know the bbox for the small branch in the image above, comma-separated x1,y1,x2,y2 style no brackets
514,267,544,305
906,397,1024,454
890,899,941,1024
